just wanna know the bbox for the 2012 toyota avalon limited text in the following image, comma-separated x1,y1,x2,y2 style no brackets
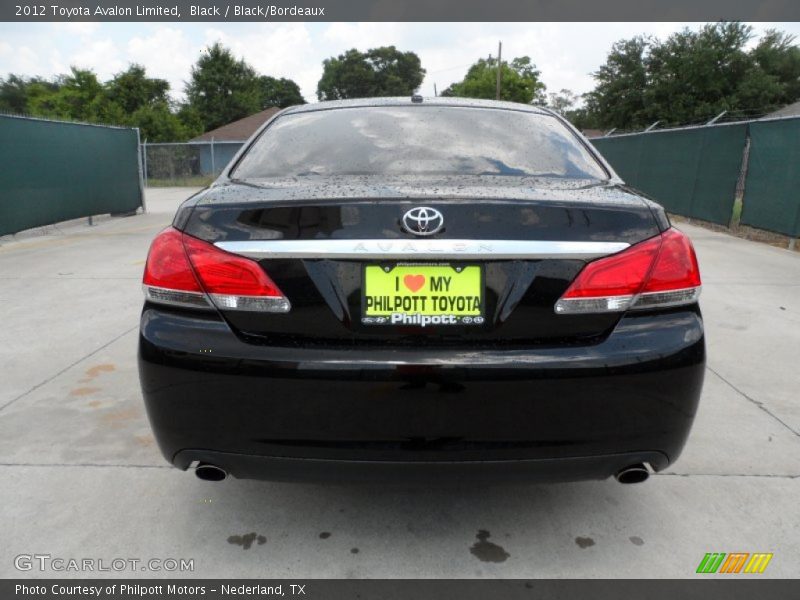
138,97,704,485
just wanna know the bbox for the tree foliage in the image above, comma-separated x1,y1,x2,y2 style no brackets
106,64,170,114
547,88,580,114
750,29,800,105
583,37,649,128
583,23,800,129
185,43,306,129
0,74,45,113
26,68,105,122
0,66,197,141
257,76,305,108
0,43,305,141
317,46,425,100
442,56,546,105
185,42,262,131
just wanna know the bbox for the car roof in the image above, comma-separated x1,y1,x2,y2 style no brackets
280,96,555,116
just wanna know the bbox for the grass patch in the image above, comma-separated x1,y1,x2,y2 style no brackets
146,175,213,188
730,195,743,228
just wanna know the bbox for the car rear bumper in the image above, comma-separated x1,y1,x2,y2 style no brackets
138,306,705,483
174,449,669,484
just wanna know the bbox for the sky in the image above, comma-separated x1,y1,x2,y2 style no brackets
1,21,799,104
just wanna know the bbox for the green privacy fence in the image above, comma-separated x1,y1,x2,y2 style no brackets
740,118,800,237
591,117,800,238
0,115,143,236
591,123,748,227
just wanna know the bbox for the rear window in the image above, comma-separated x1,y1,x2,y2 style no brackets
231,106,607,180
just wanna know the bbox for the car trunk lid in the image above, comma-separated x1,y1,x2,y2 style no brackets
178,176,663,346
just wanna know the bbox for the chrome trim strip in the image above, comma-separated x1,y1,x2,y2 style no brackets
215,239,629,260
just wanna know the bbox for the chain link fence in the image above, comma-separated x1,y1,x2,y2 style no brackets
142,140,244,187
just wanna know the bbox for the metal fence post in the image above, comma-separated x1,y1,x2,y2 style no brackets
210,136,216,175
142,138,148,190
730,133,750,230
137,129,147,213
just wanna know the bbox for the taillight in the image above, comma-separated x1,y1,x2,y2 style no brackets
142,227,290,312
142,228,210,309
182,233,290,312
555,228,701,314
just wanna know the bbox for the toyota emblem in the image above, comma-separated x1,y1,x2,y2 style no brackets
401,207,444,236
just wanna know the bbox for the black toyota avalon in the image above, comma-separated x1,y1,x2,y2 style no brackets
138,97,704,484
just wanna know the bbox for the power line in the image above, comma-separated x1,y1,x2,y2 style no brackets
426,63,474,75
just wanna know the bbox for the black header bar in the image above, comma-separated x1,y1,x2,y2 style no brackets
3,579,800,600
3,0,800,22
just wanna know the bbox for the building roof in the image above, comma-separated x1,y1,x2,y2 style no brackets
191,107,282,142
765,100,800,119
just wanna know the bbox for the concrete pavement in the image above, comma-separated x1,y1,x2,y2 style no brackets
1,189,798,578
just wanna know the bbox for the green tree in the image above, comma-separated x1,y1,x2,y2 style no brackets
563,106,600,131
317,46,425,100
751,30,800,106
257,76,305,108
544,89,601,130
105,64,170,114
103,65,201,140
26,67,104,121
0,64,206,141
441,56,546,105
584,23,800,129
583,37,650,129
132,102,194,142
547,88,579,114
0,74,38,113
175,104,204,139
185,42,260,131
643,22,755,125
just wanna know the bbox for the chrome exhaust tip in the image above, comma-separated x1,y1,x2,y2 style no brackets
615,464,650,484
195,463,227,482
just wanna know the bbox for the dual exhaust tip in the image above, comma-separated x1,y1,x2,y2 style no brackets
195,463,227,482
194,462,650,484
614,463,650,484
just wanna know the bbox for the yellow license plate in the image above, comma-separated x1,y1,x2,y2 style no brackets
362,264,484,326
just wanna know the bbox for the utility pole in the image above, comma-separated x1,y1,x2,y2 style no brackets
434,83,438,97
495,41,502,100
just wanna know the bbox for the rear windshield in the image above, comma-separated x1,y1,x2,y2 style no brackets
231,106,607,180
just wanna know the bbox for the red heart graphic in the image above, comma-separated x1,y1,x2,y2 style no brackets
403,274,425,293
